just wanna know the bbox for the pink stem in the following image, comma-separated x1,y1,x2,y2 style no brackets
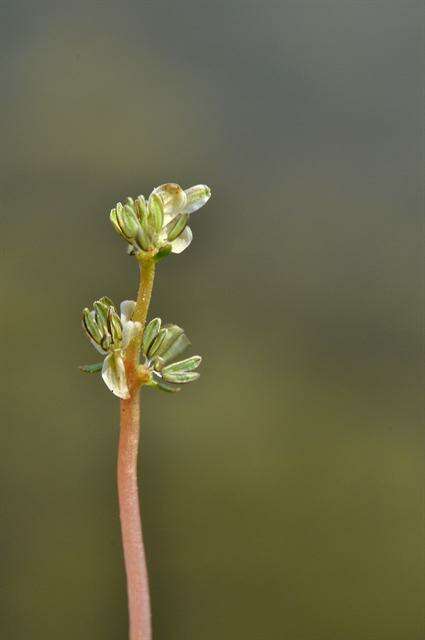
118,393,152,640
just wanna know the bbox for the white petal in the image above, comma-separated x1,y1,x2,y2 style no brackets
122,319,142,349
120,300,141,348
170,226,193,254
120,300,136,323
183,185,211,214
153,183,187,225
102,352,130,399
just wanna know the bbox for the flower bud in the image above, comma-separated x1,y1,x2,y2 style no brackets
148,328,167,357
83,308,103,344
93,299,110,335
121,205,140,239
161,333,191,364
143,317,162,355
135,195,147,221
108,306,123,343
148,192,164,232
110,208,127,240
137,226,153,251
82,299,123,355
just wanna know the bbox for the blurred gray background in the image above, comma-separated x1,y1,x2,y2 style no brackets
0,1,423,638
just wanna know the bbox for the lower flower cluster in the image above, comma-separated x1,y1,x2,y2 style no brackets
142,317,201,393
81,298,201,398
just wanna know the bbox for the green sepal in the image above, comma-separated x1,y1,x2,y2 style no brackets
157,324,184,350
162,370,200,384
79,362,103,374
160,332,191,364
154,244,172,262
162,355,202,374
143,317,161,355
156,379,181,393
148,328,167,357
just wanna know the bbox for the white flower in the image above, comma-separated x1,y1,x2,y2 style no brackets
120,300,142,348
154,183,211,254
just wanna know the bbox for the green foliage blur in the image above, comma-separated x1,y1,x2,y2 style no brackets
0,1,422,639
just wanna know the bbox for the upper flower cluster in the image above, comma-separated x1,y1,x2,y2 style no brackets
110,183,211,258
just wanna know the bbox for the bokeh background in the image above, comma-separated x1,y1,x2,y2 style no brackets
0,1,423,638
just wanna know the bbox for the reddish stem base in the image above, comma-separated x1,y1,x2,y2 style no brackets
118,394,152,640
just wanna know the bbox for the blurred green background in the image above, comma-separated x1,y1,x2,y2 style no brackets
0,1,423,638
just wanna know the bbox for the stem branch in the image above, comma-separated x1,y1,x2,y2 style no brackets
133,259,156,327
125,259,156,378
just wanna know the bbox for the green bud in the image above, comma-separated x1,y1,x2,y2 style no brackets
137,226,153,251
82,309,101,342
107,307,122,344
162,370,200,384
166,214,189,242
98,296,114,307
143,317,161,355
148,192,164,232
110,208,127,239
135,195,147,221
93,300,110,333
161,333,191,364
148,328,167,357
155,325,184,357
125,196,135,207
162,356,202,374
121,205,140,239
115,202,125,225
100,333,112,351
